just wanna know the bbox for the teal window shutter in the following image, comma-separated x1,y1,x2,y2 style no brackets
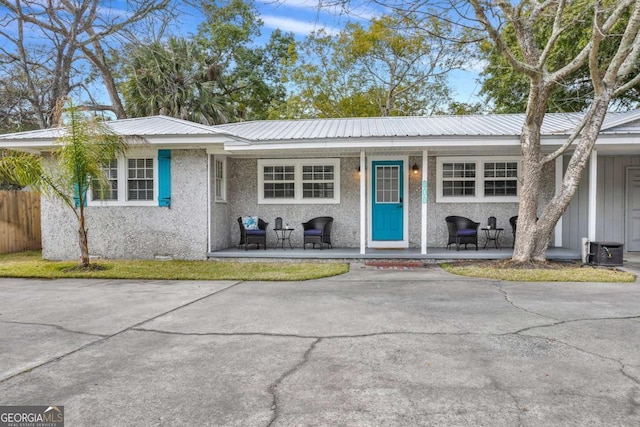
158,150,171,207
73,182,87,207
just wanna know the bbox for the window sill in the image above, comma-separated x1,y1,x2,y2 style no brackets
436,196,519,203
87,201,158,207
258,199,340,205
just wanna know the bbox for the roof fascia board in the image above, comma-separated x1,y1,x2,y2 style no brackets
540,134,640,146
223,136,523,151
224,133,639,152
601,110,640,131
127,134,231,145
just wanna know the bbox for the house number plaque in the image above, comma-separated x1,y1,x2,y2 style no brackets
422,180,427,204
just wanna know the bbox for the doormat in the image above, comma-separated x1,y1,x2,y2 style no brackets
364,260,424,269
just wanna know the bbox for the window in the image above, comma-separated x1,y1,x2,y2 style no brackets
258,159,340,204
484,162,518,197
215,157,226,202
375,165,400,203
87,151,158,206
92,159,118,201
302,165,334,199
263,165,295,199
442,162,476,197
437,157,520,203
127,158,154,201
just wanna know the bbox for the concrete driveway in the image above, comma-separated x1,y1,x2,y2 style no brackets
0,265,639,426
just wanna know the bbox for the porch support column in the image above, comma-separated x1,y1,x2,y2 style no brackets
588,149,598,242
421,150,428,255
207,153,212,253
360,151,366,254
554,156,563,247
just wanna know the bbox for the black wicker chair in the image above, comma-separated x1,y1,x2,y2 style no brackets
237,217,269,250
509,215,518,244
302,216,333,249
445,216,480,251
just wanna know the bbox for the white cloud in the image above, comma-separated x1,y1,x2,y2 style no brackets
259,0,380,21
261,15,341,36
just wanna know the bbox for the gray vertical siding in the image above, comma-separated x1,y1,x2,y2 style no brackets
562,155,590,251
562,154,640,251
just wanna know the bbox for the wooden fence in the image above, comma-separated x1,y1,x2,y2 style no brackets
0,191,41,253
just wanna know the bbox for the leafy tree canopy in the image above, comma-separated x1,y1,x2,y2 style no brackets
480,0,640,112
120,37,230,124
120,0,295,123
194,0,295,121
274,12,472,118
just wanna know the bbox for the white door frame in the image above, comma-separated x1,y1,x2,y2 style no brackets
367,155,409,248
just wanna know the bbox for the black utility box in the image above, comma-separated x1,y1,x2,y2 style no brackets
589,241,624,266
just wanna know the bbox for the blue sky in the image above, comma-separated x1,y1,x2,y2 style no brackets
177,0,379,37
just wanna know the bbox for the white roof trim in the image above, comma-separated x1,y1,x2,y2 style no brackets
601,109,640,131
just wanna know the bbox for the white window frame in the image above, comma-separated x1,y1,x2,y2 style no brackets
436,156,521,203
214,156,227,202
91,159,119,202
87,150,158,207
258,158,341,204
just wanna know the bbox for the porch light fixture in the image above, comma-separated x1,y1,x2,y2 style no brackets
412,163,420,174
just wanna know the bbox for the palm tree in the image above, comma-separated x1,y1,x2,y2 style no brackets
0,102,128,267
121,37,230,125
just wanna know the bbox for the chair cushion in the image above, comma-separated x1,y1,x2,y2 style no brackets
304,229,323,235
242,216,259,230
457,229,477,236
245,229,266,235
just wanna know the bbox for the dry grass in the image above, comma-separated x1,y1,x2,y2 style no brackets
440,260,636,282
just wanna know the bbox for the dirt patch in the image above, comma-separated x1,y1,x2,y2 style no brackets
364,260,426,268
62,263,108,272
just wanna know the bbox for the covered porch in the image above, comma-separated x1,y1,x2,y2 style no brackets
208,246,581,261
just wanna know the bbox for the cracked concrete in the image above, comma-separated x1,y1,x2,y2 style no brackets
0,267,639,426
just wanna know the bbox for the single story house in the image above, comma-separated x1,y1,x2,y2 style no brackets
1,110,640,260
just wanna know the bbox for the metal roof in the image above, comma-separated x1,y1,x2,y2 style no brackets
216,110,640,141
2,110,639,147
0,115,228,141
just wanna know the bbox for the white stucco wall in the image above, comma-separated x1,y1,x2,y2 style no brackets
226,157,362,249
224,155,553,249
41,149,209,260
414,157,555,248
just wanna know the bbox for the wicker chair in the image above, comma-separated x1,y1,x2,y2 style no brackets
509,215,518,244
237,217,269,250
302,216,333,249
445,216,480,251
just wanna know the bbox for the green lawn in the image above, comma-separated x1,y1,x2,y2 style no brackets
441,261,636,282
0,251,350,281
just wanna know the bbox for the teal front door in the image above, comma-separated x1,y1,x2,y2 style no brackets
372,160,404,241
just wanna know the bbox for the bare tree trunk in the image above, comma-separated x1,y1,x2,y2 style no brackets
529,93,614,260
78,212,90,267
83,29,127,119
512,79,548,262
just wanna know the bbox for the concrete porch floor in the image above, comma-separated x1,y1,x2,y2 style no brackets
208,246,581,261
